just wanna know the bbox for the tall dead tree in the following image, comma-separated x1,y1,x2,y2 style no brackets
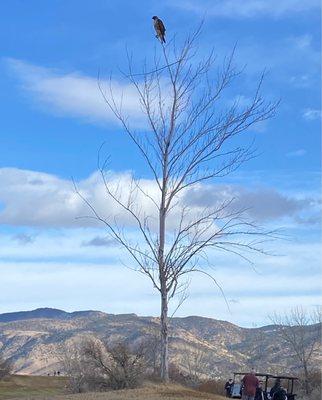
270,307,321,394
77,29,278,381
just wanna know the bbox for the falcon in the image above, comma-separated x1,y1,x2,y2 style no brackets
152,16,166,44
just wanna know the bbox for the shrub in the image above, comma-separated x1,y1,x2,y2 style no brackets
297,370,321,400
64,339,146,393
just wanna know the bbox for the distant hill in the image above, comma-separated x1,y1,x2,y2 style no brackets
0,308,68,323
0,308,106,323
0,308,320,377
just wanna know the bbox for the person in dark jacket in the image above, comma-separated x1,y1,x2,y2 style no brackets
270,379,287,400
272,388,287,400
255,381,264,400
225,378,234,397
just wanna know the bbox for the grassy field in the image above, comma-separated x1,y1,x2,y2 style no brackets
0,376,225,400
0,375,67,399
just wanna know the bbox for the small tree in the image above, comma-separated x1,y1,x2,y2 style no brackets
270,307,321,395
64,339,146,392
142,326,161,377
77,28,278,381
182,346,215,384
61,342,95,393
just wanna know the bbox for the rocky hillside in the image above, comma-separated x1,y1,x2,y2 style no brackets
0,308,320,377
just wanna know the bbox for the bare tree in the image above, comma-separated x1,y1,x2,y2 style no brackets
141,326,161,377
62,343,95,393
182,345,216,384
63,339,145,392
82,339,145,390
270,307,321,395
76,28,278,381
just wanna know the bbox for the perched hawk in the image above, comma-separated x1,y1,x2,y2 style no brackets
152,16,166,44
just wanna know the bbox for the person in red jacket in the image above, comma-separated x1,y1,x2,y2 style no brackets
241,370,259,400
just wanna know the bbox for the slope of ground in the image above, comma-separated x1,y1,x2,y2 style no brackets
0,377,224,400
0,375,66,399
49,384,225,400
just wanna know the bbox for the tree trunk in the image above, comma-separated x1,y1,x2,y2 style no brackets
303,363,310,394
159,161,168,381
160,288,169,381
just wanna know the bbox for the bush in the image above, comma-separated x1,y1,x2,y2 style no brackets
103,342,146,390
297,370,321,400
64,339,146,393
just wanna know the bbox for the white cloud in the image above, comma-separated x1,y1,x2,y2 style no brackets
0,167,160,229
5,58,144,127
170,0,320,19
302,108,321,121
183,183,317,223
0,168,318,231
0,165,319,327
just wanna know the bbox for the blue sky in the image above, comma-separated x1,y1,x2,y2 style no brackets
0,0,321,327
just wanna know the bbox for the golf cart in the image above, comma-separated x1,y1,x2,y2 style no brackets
230,372,298,399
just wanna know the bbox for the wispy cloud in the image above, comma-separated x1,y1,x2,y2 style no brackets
12,233,35,245
82,236,117,247
0,228,122,263
0,237,320,327
289,74,312,89
292,34,313,50
302,108,321,121
5,58,144,127
286,149,307,158
170,0,320,19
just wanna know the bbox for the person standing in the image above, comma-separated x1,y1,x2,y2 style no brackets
270,379,287,400
225,378,234,397
241,370,259,400
255,381,264,400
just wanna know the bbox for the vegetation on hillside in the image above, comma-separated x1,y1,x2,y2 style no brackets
0,376,224,400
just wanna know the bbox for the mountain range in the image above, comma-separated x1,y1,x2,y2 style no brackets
0,308,320,378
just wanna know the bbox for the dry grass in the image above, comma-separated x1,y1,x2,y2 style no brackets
51,383,225,400
0,375,67,399
0,377,225,400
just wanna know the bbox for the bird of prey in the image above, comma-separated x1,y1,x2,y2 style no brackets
152,16,166,44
